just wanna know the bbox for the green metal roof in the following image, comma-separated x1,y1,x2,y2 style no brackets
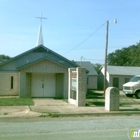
75,61,98,76
107,66,140,76
0,45,78,71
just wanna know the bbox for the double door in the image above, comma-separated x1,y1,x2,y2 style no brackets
31,73,55,97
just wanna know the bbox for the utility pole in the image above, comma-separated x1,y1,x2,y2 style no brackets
104,20,109,94
81,56,83,66
104,19,117,94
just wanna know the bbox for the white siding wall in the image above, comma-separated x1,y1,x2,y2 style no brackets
87,75,97,89
98,67,110,90
98,67,134,90
110,75,132,89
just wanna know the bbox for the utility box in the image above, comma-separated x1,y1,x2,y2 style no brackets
105,87,119,111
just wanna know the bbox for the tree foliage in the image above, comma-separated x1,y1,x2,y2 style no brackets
0,54,11,59
93,63,102,73
107,42,140,66
0,54,11,63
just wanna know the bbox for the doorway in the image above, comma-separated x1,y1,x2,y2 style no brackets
31,73,56,97
113,77,119,88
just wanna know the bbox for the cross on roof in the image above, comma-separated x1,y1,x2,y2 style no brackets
36,13,47,24
36,13,47,46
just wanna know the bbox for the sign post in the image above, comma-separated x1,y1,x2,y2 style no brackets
68,67,86,106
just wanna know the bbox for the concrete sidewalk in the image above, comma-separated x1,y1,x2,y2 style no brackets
0,99,140,118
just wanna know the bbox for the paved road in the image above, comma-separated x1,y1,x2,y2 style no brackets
0,116,140,140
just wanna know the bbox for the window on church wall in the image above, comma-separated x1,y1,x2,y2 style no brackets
11,76,14,89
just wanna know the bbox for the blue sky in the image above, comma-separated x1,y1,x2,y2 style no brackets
0,0,140,64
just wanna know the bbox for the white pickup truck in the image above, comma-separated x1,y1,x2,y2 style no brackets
123,75,140,99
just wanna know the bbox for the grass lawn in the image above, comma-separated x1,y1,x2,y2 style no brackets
0,98,34,106
86,90,140,107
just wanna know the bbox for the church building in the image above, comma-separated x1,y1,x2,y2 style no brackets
0,16,78,98
0,44,79,98
0,15,97,98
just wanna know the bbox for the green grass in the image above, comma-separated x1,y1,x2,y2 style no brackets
0,98,34,106
86,90,140,107
119,102,140,106
48,112,60,118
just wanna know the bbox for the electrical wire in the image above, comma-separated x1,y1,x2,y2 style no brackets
63,22,106,55
82,57,104,62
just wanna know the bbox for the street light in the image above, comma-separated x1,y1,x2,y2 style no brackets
104,19,117,94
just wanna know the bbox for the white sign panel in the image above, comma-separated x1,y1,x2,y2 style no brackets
72,71,77,91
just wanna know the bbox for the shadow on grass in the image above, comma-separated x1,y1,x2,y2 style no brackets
86,90,104,99
120,102,140,106
86,101,105,107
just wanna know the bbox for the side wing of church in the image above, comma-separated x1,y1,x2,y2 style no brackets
0,45,78,98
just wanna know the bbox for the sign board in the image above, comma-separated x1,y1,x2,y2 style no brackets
72,71,77,78
72,71,77,91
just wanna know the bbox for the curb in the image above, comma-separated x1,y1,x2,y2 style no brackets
0,111,140,118
35,111,140,118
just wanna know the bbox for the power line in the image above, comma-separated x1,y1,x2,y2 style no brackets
63,22,106,55
55,46,119,50
82,57,104,61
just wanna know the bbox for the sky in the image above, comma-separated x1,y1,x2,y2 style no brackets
0,0,140,64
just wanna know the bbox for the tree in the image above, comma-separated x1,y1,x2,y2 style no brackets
93,63,102,73
107,42,140,66
0,54,11,63
0,55,11,59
